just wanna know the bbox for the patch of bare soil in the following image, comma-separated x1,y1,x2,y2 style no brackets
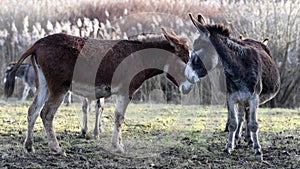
1,128,299,169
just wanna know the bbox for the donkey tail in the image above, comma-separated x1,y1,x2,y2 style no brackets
4,43,38,98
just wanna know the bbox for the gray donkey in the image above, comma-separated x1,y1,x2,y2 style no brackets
185,13,280,160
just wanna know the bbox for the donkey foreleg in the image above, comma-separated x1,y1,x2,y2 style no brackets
78,97,90,139
224,102,230,132
94,98,104,139
224,95,238,154
111,95,130,153
21,84,30,101
234,105,246,147
40,93,65,155
244,108,253,146
248,94,262,160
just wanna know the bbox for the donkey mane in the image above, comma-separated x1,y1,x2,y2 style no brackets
205,23,271,57
128,33,188,49
206,24,231,37
128,33,166,42
128,33,189,63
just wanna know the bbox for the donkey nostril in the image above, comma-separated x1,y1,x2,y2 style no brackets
105,86,111,91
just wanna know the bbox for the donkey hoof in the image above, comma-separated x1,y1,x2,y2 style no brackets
223,148,233,154
255,154,263,161
50,148,66,156
112,144,125,154
93,132,101,140
51,151,66,157
76,132,89,139
76,134,85,139
24,142,35,153
114,147,125,154
59,151,67,157
246,140,253,147
24,146,35,154
93,134,99,140
235,139,241,147
224,126,229,132
254,150,263,161
93,129,102,139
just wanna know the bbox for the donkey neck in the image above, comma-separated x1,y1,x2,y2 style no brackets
92,39,182,98
209,35,246,75
209,35,263,94
130,39,176,54
132,40,182,85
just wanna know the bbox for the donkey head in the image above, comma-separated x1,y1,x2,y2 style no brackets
185,13,219,83
161,28,193,94
4,62,16,83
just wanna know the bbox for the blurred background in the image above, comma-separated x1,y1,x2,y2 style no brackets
0,0,299,108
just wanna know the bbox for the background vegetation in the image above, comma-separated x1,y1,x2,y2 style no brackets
0,0,299,108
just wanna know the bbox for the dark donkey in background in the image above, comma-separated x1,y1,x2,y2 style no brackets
185,13,280,160
4,63,72,105
5,28,193,155
4,63,36,101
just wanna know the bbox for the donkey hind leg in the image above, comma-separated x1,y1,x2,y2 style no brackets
40,93,66,155
64,91,72,106
234,105,246,147
224,95,238,154
244,107,253,146
24,60,48,153
78,97,90,139
224,101,230,132
21,84,30,101
111,95,130,153
24,83,48,153
248,94,263,161
94,98,105,139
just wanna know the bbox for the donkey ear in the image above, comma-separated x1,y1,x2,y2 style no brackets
262,37,269,45
168,28,188,45
188,13,210,37
161,27,181,49
239,34,245,40
169,28,177,37
197,14,206,25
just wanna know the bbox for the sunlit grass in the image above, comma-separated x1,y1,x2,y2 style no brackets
1,101,298,139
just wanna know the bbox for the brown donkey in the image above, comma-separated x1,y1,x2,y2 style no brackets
5,29,193,155
185,13,280,160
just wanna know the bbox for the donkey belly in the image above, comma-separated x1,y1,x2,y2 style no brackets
230,90,253,107
259,58,281,105
71,81,112,100
259,76,280,105
259,90,279,105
